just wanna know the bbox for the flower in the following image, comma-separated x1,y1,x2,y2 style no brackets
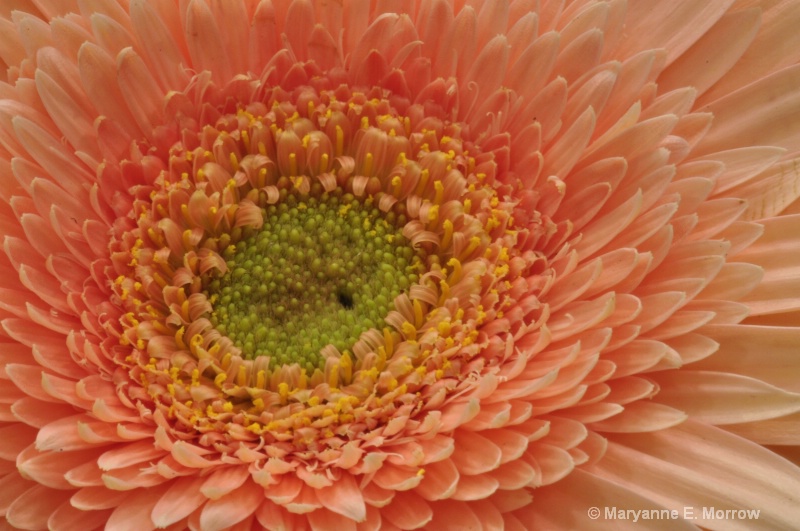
1,0,799,529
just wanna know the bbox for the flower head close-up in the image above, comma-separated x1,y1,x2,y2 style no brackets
1,0,799,530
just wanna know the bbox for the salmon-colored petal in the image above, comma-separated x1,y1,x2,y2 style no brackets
590,421,800,530
199,481,264,531
517,468,702,530
652,370,800,425
6,484,73,530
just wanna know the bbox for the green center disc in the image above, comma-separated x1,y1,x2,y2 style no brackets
203,193,421,371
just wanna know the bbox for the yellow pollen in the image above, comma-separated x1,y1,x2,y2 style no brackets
278,382,290,400
462,236,481,258
391,175,402,197
229,152,240,172
241,129,250,151
289,153,298,176
401,321,417,341
427,204,439,225
320,153,329,173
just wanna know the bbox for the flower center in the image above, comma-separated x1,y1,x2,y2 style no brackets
203,191,420,369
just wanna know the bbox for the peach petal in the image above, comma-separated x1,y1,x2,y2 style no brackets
199,480,264,531
697,65,800,156
105,483,170,531
307,506,358,531
590,401,688,433
170,440,218,468
17,445,99,489
255,500,303,531
737,215,800,312
591,420,800,529
527,443,576,487
520,468,702,530
72,486,129,511
426,500,481,530
379,490,432,530
415,457,458,501
702,0,800,103
6,484,73,530
653,370,800,424
724,411,800,445
48,501,113,531
506,31,560,99
34,66,98,160
315,473,366,522
200,465,250,500
97,439,164,471
491,458,537,490
451,472,500,501
662,7,760,96
448,429,502,475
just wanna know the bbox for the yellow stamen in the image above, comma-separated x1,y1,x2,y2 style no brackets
363,152,374,176
447,257,463,284
236,365,248,386
441,219,453,250
413,298,424,328
434,180,444,204
335,125,344,156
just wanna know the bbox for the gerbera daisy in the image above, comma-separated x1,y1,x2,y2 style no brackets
1,0,799,530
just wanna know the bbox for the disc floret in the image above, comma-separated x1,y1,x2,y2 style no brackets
204,191,421,370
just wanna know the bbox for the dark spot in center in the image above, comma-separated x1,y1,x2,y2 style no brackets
337,290,354,309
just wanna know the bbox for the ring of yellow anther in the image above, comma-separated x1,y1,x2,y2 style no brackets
204,190,421,369
107,85,522,454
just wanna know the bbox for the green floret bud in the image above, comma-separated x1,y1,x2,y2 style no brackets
203,193,421,369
